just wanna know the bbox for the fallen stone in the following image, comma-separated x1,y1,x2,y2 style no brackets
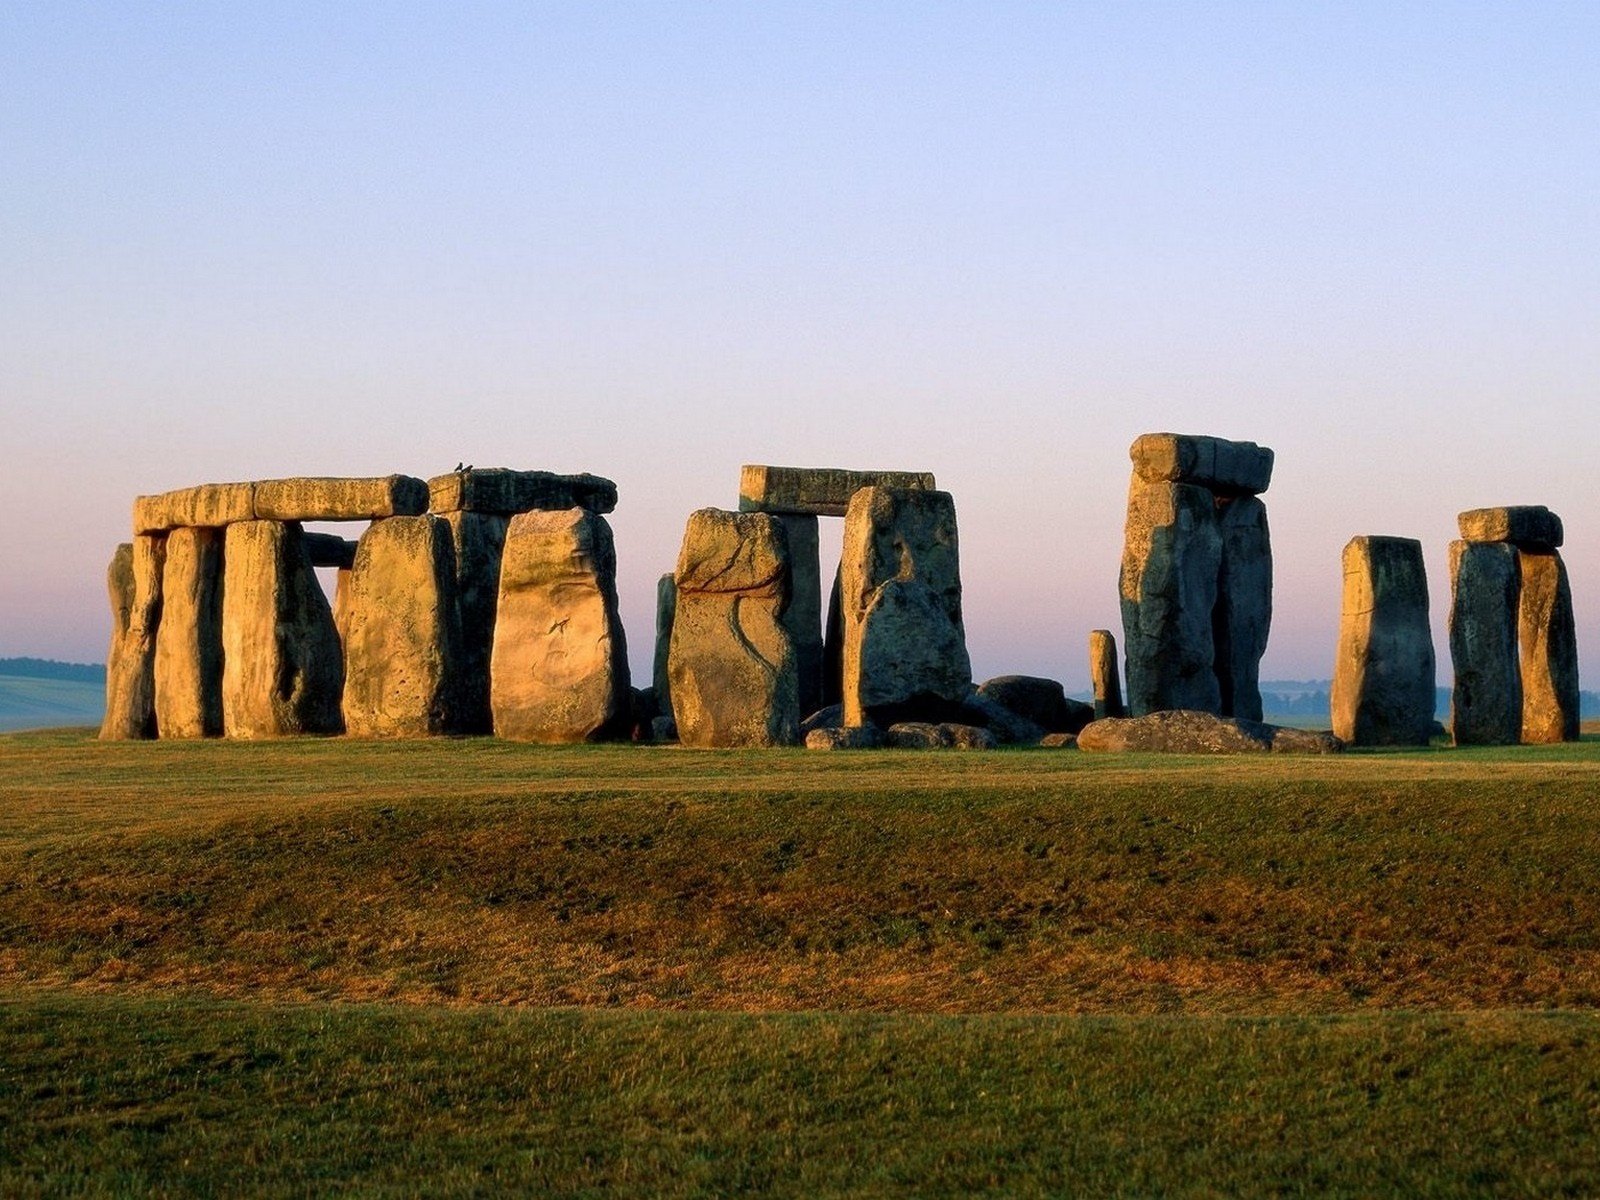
975,675,1094,734
490,508,630,742
101,536,164,739
1330,536,1435,746
1119,479,1222,716
738,464,936,517
1089,630,1125,719
1130,433,1274,496
442,511,511,734
885,722,996,750
427,468,617,515
959,691,1046,744
153,526,224,738
221,521,344,737
649,715,678,743
134,483,256,534
1077,710,1343,754
341,516,463,737
1448,540,1522,746
801,703,845,735
252,476,430,523
1039,732,1077,749
1458,506,1563,551
1214,495,1272,721
1518,550,1580,743
805,725,885,750
841,487,972,727
668,509,799,747
303,532,358,570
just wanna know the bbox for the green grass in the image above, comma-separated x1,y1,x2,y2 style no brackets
3,728,1599,1193
0,678,102,732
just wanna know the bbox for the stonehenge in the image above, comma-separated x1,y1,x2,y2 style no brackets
98,455,1583,755
1119,433,1274,719
1449,507,1579,745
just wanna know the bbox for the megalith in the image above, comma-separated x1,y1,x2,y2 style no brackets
1089,629,1125,719
668,508,799,747
1330,536,1435,746
341,515,463,738
1518,550,1580,744
221,520,344,738
653,572,677,721
101,536,165,740
1119,433,1274,717
1448,540,1522,745
775,514,823,716
840,486,972,728
153,526,224,738
490,508,630,742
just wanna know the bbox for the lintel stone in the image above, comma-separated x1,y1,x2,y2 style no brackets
1457,506,1563,551
1130,433,1274,496
427,468,617,515
739,465,936,517
135,476,428,532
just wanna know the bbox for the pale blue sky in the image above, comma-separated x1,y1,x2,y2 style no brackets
3,2,1597,688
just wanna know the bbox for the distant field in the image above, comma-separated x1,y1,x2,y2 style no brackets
3,730,1599,1194
0,676,102,732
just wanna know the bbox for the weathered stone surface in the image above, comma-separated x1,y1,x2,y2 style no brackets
134,483,256,534
776,514,824,716
1120,479,1222,716
802,703,845,735
1518,550,1580,744
975,675,1094,734
332,568,354,647
153,527,224,738
841,487,971,727
668,509,799,748
341,516,463,738
427,468,617,516
823,563,844,707
1215,495,1271,721
649,715,678,743
1039,732,1078,749
101,537,164,739
1458,506,1563,551
805,725,885,751
443,511,510,734
1089,630,1125,719
885,722,996,750
490,508,630,743
959,691,1046,744
739,465,937,517
1130,433,1274,496
253,476,429,523
1448,540,1522,746
1077,710,1343,755
653,573,677,721
222,521,343,738
303,532,358,569
1330,537,1435,746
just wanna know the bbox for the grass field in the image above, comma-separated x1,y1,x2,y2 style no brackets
3,728,1599,1194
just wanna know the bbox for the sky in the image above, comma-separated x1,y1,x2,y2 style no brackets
2,2,1597,692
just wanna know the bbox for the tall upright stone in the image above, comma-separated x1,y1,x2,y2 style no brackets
653,573,677,721
1089,629,1125,719
1215,495,1272,721
342,516,463,738
840,487,971,728
1518,550,1580,744
1119,479,1222,716
1330,537,1435,746
822,564,844,709
153,526,224,738
101,536,165,740
1448,540,1522,746
490,508,630,742
668,508,799,748
222,521,344,738
775,513,823,717
442,512,510,734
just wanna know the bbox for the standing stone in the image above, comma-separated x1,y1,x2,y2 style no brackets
1518,550,1580,744
1330,537,1435,746
1089,629,1125,719
653,573,677,721
342,516,463,738
822,564,844,709
1448,540,1522,746
1120,480,1222,716
332,567,354,648
775,513,823,717
153,526,224,738
490,508,630,742
222,521,344,738
1214,495,1272,721
840,487,972,728
101,536,165,740
442,511,511,734
668,509,799,748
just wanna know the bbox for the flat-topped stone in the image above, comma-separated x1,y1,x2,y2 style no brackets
1458,506,1563,550
135,476,428,532
427,468,617,515
1130,433,1274,495
739,465,936,517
